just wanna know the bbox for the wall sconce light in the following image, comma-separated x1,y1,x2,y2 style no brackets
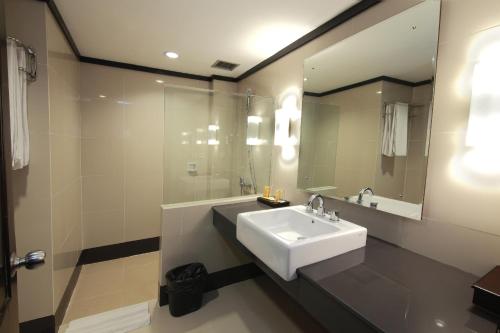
450,27,500,187
274,93,300,146
208,124,219,145
464,39,500,176
466,43,500,151
247,116,263,145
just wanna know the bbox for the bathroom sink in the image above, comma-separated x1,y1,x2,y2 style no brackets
236,206,367,281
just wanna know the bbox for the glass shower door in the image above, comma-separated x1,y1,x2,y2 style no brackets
163,86,273,205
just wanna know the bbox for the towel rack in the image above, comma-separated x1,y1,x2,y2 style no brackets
382,102,428,118
7,36,37,82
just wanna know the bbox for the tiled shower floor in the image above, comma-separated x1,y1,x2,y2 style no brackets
62,251,159,324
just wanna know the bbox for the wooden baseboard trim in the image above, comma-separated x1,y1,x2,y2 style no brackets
77,237,160,266
19,315,55,333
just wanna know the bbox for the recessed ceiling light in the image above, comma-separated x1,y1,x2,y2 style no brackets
304,78,308,81
376,91,382,94
164,51,179,59
156,79,164,84
99,94,107,98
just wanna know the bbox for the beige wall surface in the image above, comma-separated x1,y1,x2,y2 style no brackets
238,0,500,277
160,196,255,286
6,0,54,322
6,0,84,322
322,82,382,198
46,8,82,313
404,83,432,203
80,63,210,249
298,99,340,191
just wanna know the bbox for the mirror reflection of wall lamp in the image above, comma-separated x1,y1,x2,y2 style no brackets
208,124,219,145
247,116,264,145
274,94,300,146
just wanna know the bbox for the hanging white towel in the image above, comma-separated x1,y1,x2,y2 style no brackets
393,103,408,156
381,102,408,157
381,104,395,157
7,39,29,170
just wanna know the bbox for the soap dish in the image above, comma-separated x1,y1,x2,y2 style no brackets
257,196,290,208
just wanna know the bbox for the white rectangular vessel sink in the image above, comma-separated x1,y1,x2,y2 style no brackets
236,205,367,281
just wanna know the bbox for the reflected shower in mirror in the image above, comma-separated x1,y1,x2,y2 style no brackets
298,0,441,220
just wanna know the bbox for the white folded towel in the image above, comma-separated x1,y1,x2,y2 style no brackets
7,39,29,170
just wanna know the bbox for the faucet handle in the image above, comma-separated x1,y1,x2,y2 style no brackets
328,210,340,222
305,204,313,213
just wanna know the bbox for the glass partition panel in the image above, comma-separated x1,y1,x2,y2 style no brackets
163,86,274,204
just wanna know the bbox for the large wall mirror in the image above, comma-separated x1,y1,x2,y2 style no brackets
298,0,441,220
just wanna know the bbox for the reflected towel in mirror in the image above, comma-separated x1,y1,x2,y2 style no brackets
382,102,408,157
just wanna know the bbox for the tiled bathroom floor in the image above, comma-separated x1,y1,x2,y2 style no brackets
61,253,325,332
62,251,159,324
130,276,327,333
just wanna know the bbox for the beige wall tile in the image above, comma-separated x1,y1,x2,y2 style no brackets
81,99,124,138
83,210,124,248
80,63,124,102
52,180,82,250
50,135,81,194
431,39,471,134
438,0,500,45
83,175,124,212
124,176,162,241
82,137,124,176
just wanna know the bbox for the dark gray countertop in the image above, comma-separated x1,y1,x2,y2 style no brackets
212,201,498,333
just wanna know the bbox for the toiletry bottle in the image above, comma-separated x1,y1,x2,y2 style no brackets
263,186,271,198
275,189,282,202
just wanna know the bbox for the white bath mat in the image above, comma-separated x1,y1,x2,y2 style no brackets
65,302,150,333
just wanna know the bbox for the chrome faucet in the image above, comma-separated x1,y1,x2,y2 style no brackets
306,193,325,216
357,187,374,204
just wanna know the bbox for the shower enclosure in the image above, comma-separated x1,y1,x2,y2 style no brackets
163,86,274,204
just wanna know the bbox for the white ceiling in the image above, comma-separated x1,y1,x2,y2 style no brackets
304,0,440,93
54,0,360,78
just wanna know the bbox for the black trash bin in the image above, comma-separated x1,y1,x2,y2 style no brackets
166,263,208,317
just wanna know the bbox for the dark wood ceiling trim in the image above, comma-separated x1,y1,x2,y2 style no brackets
80,57,238,82
38,0,81,57
39,0,380,84
304,76,434,97
413,79,433,87
236,0,381,81
81,56,213,81
211,75,238,83
304,91,322,97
